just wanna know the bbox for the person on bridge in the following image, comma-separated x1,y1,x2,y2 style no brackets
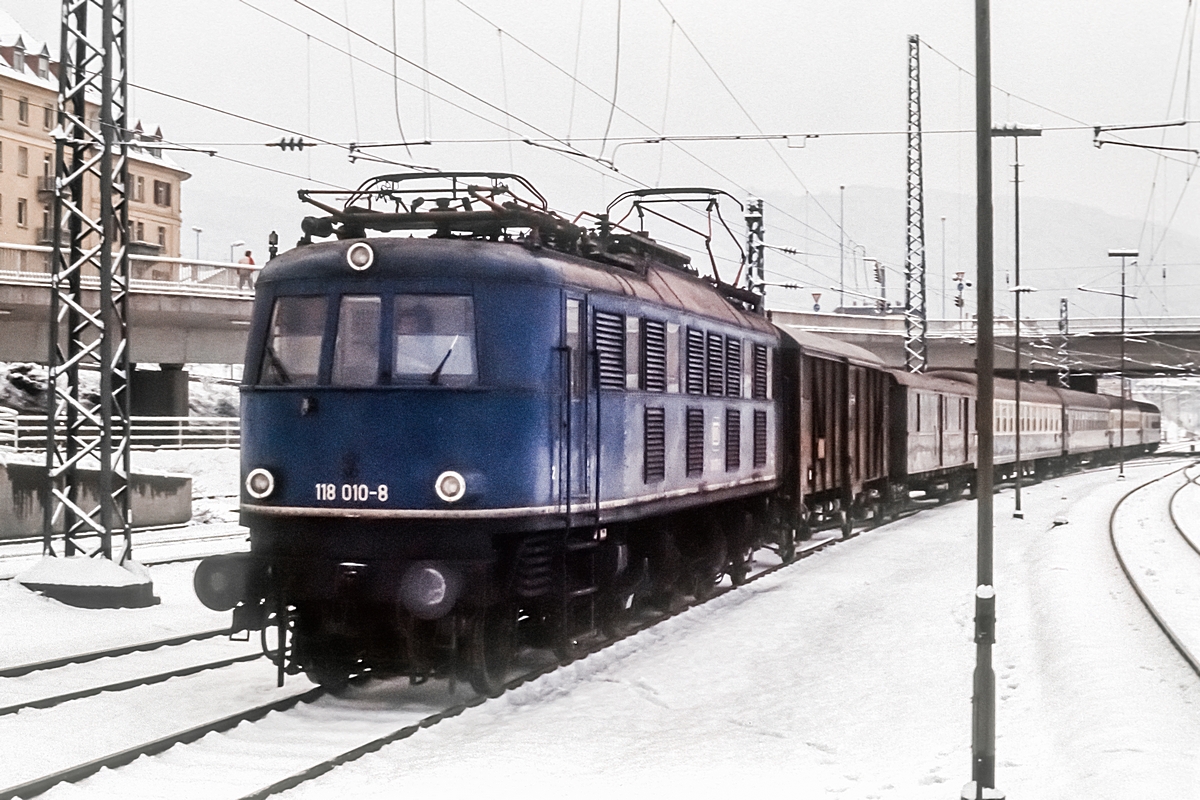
238,250,255,290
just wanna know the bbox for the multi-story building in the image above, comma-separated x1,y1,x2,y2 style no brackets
0,12,190,262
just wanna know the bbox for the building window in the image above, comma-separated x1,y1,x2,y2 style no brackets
133,175,144,202
12,46,24,73
0,142,4,172
37,56,49,80
153,180,172,208
157,226,166,247
42,153,50,177
0,90,5,119
41,205,49,232
43,105,52,130
16,147,27,176
16,198,27,228
135,221,144,242
17,97,28,125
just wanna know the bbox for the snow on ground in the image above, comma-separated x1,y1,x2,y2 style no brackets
0,562,230,669
1,456,1198,798
271,458,1200,800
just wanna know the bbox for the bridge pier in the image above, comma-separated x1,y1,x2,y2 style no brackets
130,364,189,417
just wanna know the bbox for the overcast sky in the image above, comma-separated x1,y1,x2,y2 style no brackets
5,1,1198,317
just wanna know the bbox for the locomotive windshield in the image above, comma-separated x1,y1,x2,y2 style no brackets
260,296,326,385
332,296,381,386
393,294,477,386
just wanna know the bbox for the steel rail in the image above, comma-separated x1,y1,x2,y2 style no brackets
1108,463,1200,678
0,628,232,678
1166,465,1200,559
0,687,325,800
0,652,262,717
238,532,844,800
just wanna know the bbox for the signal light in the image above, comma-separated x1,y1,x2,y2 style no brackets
955,296,965,308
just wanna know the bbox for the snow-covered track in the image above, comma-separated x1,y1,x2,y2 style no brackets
1109,462,1200,678
0,652,262,717
0,627,232,678
0,685,325,800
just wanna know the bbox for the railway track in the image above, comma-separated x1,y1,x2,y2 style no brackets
3,453,1184,799
0,531,843,800
1108,461,1200,678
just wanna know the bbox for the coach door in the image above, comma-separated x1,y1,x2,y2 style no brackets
561,296,594,509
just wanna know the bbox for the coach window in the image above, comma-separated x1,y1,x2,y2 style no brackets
626,315,641,390
259,296,327,386
393,294,477,386
665,322,680,393
331,296,381,386
566,299,584,398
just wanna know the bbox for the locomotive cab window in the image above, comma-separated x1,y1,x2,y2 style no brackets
393,294,477,386
332,295,381,386
259,296,327,386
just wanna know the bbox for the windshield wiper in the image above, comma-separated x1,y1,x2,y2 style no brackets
263,343,292,385
428,336,460,385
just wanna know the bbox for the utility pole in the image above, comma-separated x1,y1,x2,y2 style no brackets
905,34,929,373
839,185,845,310
967,1,1003,797
992,124,1041,520
1057,298,1069,388
1110,249,1138,480
45,0,134,566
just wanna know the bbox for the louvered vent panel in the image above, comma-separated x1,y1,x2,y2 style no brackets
685,328,705,394
594,311,625,390
752,344,769,399
706,332,725,396
725,408,741,471
643,406,666,482
753,409,768,467
642,319,667,392
686,407,705,476
725,338,742,398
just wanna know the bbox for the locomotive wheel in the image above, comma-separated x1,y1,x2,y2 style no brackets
467,603,516,697
690,531,726,601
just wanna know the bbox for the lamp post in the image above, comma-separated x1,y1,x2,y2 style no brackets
1077,276,1137,479
991,124,1041,519
230,240,246,262
191,226,202,260
1109,249,1137,479
839,184,846,310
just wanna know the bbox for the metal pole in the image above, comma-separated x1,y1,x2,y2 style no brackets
1120,257,1126,479
941,215,947,320
1012,138,1022,519
839,184,845,310
970,1,1000,797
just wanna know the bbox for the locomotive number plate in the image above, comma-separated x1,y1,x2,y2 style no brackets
315,483,390,502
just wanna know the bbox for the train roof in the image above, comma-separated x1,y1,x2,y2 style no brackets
887,369,976,393
775,326,887,366
925,371,1064,403
261,236,777,336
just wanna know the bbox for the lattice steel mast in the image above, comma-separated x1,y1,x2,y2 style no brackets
904,34,929,373
744,198,764,310
1057,297,1070,388
44,0,133,562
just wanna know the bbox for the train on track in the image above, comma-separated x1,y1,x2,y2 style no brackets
193,172,1160,693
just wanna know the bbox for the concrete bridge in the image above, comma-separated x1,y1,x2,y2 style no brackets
0,244,254,366
771,310,1200,381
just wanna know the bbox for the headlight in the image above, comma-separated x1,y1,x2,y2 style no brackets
434,470,466,503
399,562,461,620
346,242,374,271
245,467,275,499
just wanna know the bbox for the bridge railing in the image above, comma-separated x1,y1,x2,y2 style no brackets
772,310,1200,338
0,414,240,452
0,242,260,297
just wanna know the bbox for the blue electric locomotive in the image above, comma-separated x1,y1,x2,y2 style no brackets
195,174,793,691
